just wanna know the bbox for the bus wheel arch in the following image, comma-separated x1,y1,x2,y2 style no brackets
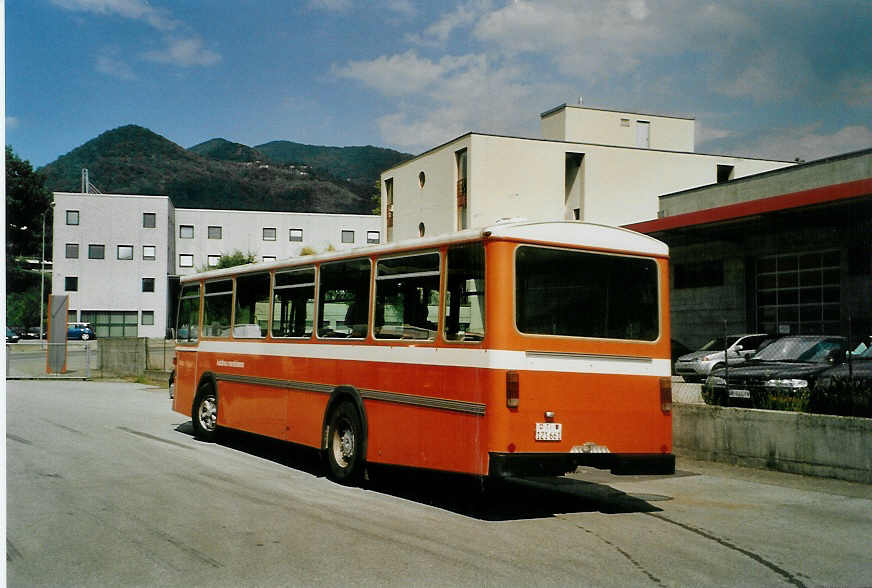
192,373,219,442
322,386,368,485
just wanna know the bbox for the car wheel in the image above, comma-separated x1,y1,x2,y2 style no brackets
81,333,90,341
192,385,219,442
325,401,365,485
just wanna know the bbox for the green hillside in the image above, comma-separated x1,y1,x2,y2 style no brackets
254,140,411,184
40,126,372,214
188,138,266,162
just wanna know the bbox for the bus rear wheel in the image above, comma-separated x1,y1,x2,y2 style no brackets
325,401,364,485
192,385,218,442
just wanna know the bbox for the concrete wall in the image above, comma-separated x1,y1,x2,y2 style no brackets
673,404,872,483
660,150,871,217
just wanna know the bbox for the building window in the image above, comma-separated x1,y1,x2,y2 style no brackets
207,255,221,267
81,310,138,338
142,278,155,292
289,228,303,242
142,212,156,228
263,227,277,241
367,231,380,244
179,225,194,239
66,210,79,225
65,276,78,291
208,225,222,239
143,245,156,260
88,244,105,260
263,256,276,263
673,260,724,289
717,164,734,183
65,243,79,259
341,230,354,244
621,118,630,127
141,311,155,326
418,171,426,188
117,245,134,260
179,254,194,268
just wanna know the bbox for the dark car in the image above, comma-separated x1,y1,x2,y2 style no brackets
6,327,20,343
704,335,846,407
814,340,872,391
24,327,43,339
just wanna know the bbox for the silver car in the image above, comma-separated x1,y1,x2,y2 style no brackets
674,333,772,382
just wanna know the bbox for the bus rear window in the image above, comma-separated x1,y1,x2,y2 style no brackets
515,246,659,341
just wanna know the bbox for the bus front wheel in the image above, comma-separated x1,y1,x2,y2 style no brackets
325,401,364,485
192,385,219,442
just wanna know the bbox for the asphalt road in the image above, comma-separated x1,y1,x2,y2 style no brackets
6,380,872,587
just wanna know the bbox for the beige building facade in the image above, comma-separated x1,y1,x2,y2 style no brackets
381,104,794,241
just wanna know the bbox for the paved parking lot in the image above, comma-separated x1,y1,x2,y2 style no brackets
6,380,872,586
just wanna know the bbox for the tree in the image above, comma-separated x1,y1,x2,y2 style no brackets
6,146,52,301
198,250,256,272
6,146,52,259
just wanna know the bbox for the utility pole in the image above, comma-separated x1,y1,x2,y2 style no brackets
39,202,55,349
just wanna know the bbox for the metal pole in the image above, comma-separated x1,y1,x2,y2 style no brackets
40,210,46,350
85,342,91,379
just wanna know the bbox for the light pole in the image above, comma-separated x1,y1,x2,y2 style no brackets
39,202,55,348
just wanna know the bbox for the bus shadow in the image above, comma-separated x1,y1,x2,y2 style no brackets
363,466,664,521
175,422,663,521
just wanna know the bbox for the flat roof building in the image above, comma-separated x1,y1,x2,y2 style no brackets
52,191,380,338
380,104,793,242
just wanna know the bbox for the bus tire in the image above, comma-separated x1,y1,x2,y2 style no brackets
192,384,219,442
325,401,365,485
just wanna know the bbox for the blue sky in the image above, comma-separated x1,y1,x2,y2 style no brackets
7,0,872,168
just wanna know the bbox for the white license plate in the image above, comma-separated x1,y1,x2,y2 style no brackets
729,389,751,399
535,422,562,441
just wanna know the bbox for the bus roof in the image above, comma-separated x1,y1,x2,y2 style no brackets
180,221,668,283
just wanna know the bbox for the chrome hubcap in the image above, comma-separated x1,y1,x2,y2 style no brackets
198,396,217,431
332,420,355,468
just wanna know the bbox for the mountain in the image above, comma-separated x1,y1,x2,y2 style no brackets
188,138,266,163
254,140,411,185
39,126,376,214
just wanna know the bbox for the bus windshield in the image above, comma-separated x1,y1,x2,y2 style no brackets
515,245,659,341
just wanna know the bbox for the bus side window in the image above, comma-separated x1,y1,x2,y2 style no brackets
273,267,316,338
234,273,270,338
374,252,440,340
318,258,371,339
176,284,201,343
203,279,233,338
444,244,485,342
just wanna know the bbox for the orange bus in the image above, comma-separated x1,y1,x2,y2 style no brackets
171,221,674,484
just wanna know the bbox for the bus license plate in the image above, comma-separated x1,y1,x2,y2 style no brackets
729,389,751,399
535,422,562,441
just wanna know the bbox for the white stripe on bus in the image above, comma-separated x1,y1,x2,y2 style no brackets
184,340,671,377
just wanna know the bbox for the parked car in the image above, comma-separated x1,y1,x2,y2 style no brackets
671,339,692,364
704,335,847,406
815,338,872,389
674,333,773,382
6,327,20,343
24,327,43,339
67,322,97,341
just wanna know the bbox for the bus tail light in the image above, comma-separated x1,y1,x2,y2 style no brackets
660,377,672,413
506,371,519,408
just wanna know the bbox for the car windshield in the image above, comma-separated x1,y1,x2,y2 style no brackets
753,337,842,362
699,336,740,351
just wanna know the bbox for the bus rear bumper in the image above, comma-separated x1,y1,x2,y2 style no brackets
488,451,675,478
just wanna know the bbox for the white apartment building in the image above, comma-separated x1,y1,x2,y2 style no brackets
52,191,381,338
380,104,795,241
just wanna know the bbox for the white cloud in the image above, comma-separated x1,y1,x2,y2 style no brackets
334,51,472,97
96,48,137,80
406,0,492,45
143,37,221,67
308,0,351,12
738,125,872,161
6,116,21,130
838,74,872,108
51,0,178,31
385,0,416,18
